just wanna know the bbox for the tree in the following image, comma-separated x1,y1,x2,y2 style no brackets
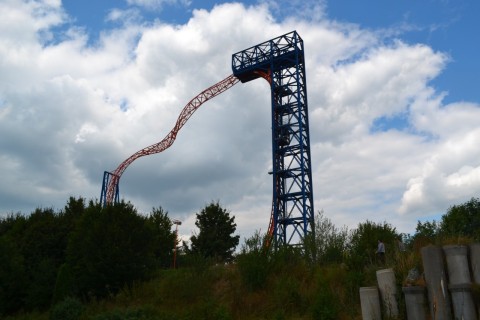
0,201,83,313
440,197,480,240
190,201,240,263
21,208,66,310
347,220,398,268
410,220,440,247
145,207,176,268
67,200,156,299
0,237,27,315
305,210,349,265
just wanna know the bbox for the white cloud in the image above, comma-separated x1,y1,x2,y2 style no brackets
1,0,480,240
126,0,191,11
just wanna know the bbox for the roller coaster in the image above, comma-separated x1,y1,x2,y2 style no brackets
100,31,314,247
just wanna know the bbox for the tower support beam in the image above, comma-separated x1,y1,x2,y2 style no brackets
232,31,314,247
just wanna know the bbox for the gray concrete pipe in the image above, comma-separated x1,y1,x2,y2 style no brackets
443,245,471,285
360,286,382,320
421,245,452,319
402,286,427,320
376,268,399,318
449,283,478,320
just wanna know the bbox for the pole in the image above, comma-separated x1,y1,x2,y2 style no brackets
172,220,182,269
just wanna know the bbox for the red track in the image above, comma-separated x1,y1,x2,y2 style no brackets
105,74,239,204
104,71,275,247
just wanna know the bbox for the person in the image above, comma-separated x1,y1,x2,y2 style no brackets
376,240,385,265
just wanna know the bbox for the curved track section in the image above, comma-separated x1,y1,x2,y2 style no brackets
104,74,239,204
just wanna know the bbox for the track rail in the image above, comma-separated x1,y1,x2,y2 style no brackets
104,74,239,204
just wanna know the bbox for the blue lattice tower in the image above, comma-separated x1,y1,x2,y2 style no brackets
100,171,119,206
232,31,314,246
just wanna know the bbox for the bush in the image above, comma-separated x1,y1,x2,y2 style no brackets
92,307,159,320
52,263,75,304
91,306,159,320
50,297,84,320
310,288,337,320
236,231,270,291
347,220,398,268
306,211,349,266
236,251,270,291
67,201,156,299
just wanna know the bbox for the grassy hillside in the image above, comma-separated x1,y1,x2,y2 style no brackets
9,235,473,320
5,197,480,319
7,259,368,320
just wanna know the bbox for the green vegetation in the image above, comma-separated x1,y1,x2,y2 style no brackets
1,196,480,319
0,197,175,316
188,201,240,263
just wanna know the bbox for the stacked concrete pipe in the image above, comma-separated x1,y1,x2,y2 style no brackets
402,286,427,320
470,243,480,315
421,245,452,319
359,286,382,320
359,243,480,319
443,245,477,320
376,268,399,318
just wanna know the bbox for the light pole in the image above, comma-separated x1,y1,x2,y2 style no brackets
172,219,182,269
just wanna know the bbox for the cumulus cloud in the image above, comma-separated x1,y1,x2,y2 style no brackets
1,0,480,239
126,0,191,11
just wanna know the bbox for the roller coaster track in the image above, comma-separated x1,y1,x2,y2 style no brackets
102,71,276,246
102,74,239,204
102,31,313,248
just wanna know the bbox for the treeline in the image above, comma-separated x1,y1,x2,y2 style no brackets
233,198,480,319
2,196,480,319
307,197,480,269
0,197,176,315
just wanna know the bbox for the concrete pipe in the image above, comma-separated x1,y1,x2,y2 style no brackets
376,268,399,318
421,245,452,320
449,283,477,320
470,243,480,284
402,286,427,320
360,286,382,320
443,245,471,285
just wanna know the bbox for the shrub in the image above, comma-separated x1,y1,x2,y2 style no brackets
236,231,270,290
50,297,84,320
91,306,159,320
67,201,156,299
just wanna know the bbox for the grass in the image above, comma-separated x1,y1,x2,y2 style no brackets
6,239,453,320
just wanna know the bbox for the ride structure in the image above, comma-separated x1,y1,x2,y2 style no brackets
100,31,314,247
100,75,239,205
232,31,314,246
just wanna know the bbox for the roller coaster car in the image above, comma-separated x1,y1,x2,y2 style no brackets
278,128,290,146
274,85,293,97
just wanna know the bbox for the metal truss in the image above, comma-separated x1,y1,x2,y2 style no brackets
100,74,239,206
232,31,314,247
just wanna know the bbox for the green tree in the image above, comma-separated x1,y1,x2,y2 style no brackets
411,220,440,247
145,207,176,268
347,220,398,268
190,201,240,263
440,197,480,240
67,200,156,299
0,237,27,315
21,208,66,310
305,210,349,265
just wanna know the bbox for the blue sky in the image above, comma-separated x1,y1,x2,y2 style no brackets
58,0,479,137
61,0,479,104
1,0,480,240
327,1,479,105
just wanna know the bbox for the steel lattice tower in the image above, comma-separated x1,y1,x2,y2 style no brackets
232,31,314,246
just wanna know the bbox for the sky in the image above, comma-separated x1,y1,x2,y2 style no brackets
1,0,480,242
